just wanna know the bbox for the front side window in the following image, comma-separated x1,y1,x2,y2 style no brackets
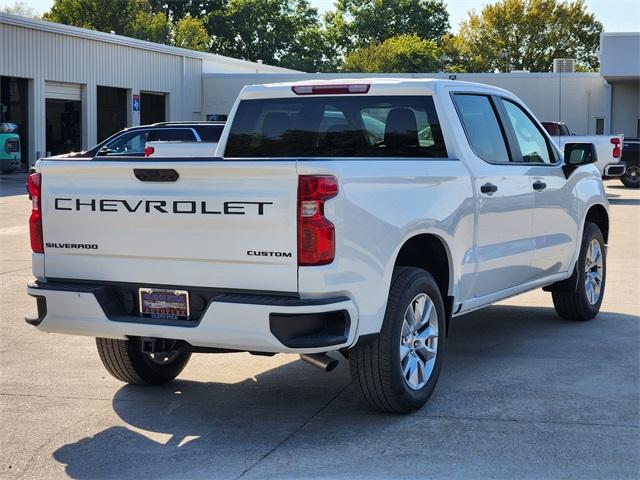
501,100,552,164
225,96,447,158
453,94,510,163
104,131,150,155
102,128,197,155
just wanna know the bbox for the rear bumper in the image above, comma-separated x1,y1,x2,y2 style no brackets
603,161,625,178
26,280,358,353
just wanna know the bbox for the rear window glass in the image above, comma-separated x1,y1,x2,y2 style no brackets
193,125,224,142
156,129,197,142
225,96,447,158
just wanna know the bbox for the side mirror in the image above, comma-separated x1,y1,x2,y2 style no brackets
562,142,597,178
565,142,597,165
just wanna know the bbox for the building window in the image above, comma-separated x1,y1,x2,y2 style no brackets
595,118,604,135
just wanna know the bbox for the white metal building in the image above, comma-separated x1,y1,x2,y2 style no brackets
0,12,296,166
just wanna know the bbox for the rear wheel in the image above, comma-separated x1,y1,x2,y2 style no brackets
620,165,640,188
96,337,191,385
552,222,606,321
350,267,445,413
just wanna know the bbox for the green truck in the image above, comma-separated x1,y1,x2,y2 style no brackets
0,123,21,173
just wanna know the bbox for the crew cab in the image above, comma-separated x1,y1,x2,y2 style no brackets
541,121,625,178
26,79,610,413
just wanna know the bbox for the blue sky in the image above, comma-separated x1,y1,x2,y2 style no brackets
2,0,639,32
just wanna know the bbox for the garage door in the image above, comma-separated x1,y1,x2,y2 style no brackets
45,81,81,101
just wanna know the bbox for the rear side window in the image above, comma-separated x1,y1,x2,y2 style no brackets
155,129,197,142
453,94,510,164
193,125,224,142
225,96,447,158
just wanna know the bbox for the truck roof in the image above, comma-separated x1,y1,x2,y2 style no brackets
238,77,515,100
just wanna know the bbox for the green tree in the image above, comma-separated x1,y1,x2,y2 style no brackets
148,0,226,21
130,10,173,44
325,0,449,53
207,0,328,71
342,34,441,73
174,16,210,51
43,0,144,34
446,0,603,72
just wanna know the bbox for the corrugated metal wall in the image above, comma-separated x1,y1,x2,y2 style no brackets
0,20,203,163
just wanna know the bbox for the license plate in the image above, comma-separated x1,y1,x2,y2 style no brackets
139,288,190,321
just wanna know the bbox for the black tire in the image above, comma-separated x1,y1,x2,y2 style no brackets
552,222,606,321
620,165,640,188
349,267,446,413
96,337,191,385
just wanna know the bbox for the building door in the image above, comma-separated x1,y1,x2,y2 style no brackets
97,86,127,142
0,76,29,168
140,92,166,125
45,81,82,156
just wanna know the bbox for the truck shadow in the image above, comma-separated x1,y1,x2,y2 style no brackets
52,304,640,479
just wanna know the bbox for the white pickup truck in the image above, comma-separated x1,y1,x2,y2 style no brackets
541,121,625,178
26,79,610,413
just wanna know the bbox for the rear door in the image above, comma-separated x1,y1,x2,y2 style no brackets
40,159,298,292
452,93,536,297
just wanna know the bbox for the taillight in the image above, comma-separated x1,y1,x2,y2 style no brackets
27,172,43,253
291,84,370,95
611,137,621,158
144,146,154,157
298,175,338,266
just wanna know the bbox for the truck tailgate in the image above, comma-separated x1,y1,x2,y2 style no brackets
39,159,298,292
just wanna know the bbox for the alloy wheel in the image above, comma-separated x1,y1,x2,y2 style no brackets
584,239,604,305
400,293,439,390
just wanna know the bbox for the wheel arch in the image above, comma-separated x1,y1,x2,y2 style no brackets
584,203,609,244
392,233,454,333
544,202,609,294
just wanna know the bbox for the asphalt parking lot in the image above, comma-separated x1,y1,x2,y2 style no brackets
1,172,638,479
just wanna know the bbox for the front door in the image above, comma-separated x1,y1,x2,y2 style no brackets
452,93,536,299
497,98,578,278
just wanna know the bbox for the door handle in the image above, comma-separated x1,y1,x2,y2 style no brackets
134,169,179,182
480,183,498,194
533,180,547,191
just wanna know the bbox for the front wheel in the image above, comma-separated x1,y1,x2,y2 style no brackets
96,337,191,385
552,222,606,321
350,267,445,413
620,165,640,188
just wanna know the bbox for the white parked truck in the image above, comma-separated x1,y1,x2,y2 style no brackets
541,121,625,178
144,141,218,158
26,79,610,413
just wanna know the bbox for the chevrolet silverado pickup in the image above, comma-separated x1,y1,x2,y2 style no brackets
26,79,609,413
541,121,625,178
